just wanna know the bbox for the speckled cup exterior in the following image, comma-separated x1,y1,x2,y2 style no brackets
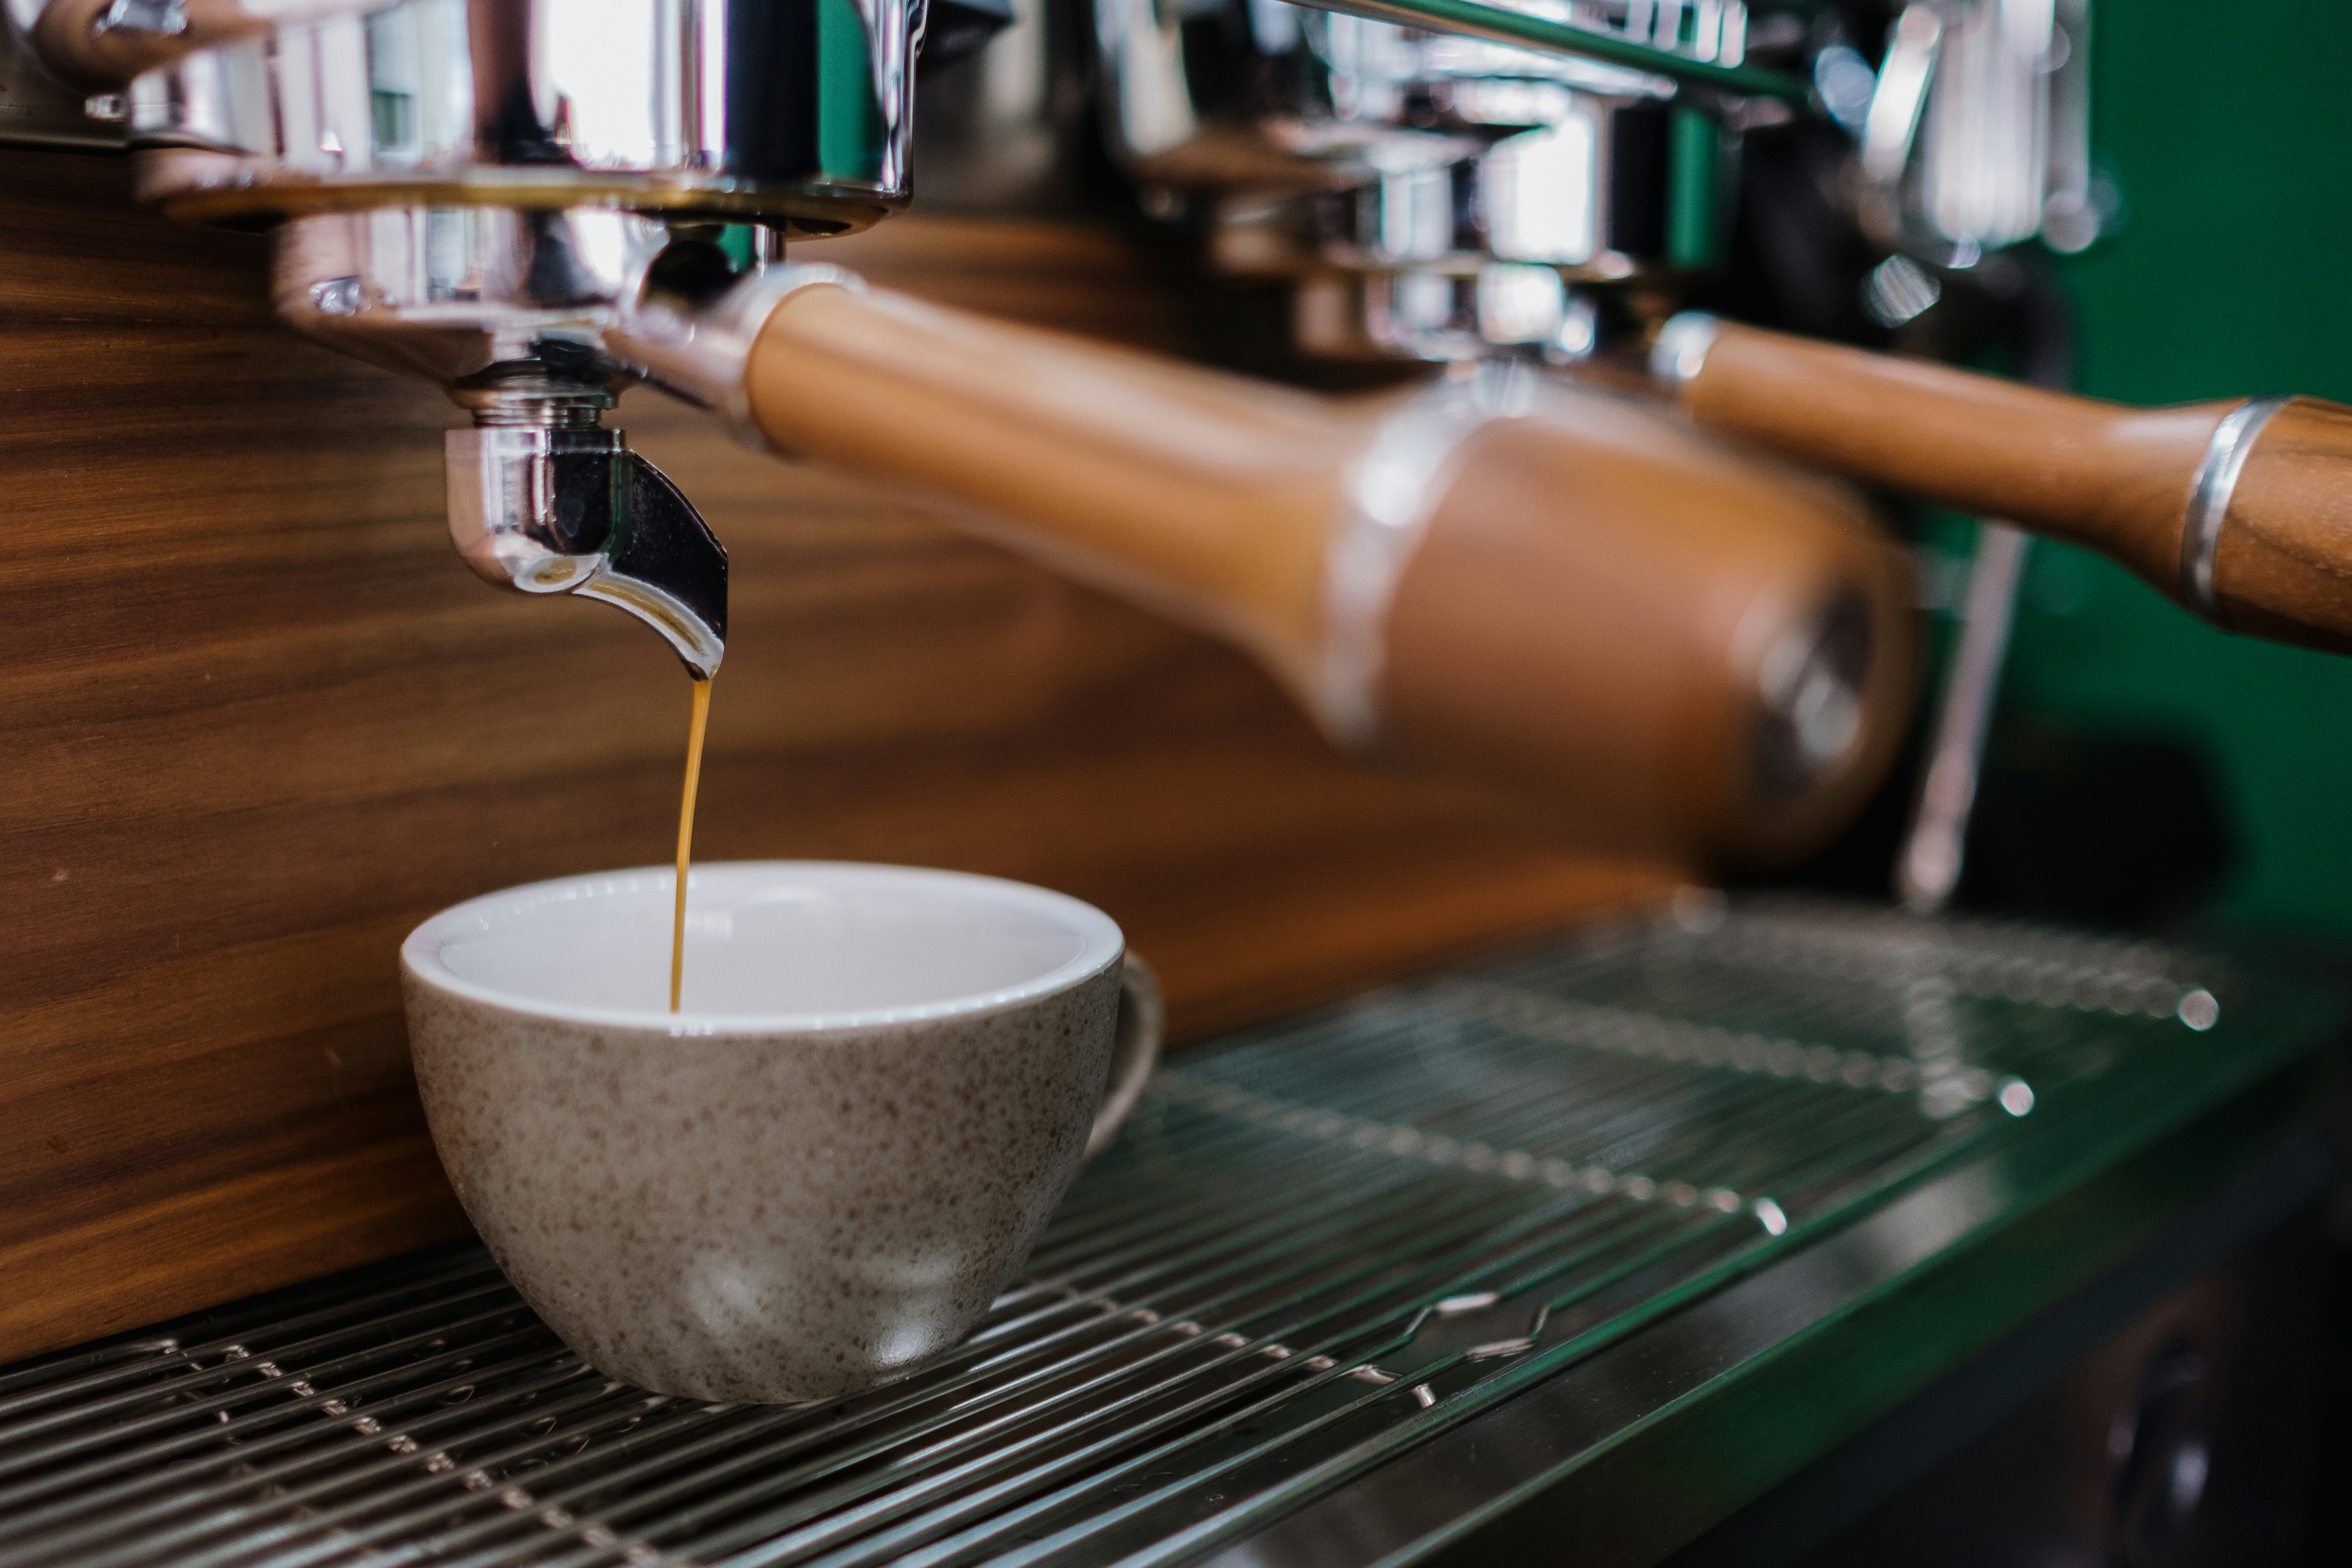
402,869,1153,1405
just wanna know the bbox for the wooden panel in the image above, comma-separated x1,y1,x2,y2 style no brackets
0,150,1680,1365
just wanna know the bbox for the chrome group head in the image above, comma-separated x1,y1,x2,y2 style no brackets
5,0,955,673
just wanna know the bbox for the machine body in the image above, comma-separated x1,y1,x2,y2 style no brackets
15,0,2352,865
5,0,1924,867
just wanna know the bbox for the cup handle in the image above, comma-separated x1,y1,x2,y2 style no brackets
1085,954,1163,1161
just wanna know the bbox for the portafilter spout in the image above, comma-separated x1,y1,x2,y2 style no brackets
272,211,728,678
443,409,727,682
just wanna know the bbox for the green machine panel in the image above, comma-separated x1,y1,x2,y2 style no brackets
2012,0,2352,935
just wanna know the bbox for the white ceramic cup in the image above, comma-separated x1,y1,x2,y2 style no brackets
401,861,1161,1404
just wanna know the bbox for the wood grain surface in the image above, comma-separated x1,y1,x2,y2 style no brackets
0,151,1679,1366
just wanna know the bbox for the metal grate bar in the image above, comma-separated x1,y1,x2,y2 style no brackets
0,900,2270,1568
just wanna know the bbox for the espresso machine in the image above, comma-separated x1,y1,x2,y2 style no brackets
0,0,1919,869
0,3,2344,1564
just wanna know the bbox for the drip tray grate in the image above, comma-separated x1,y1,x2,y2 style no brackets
0,897,2293,1566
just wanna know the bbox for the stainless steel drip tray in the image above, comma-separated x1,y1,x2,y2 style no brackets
0,897,2336,1568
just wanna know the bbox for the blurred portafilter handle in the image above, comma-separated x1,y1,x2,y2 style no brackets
611,265,1913,867
1652,314,2352,654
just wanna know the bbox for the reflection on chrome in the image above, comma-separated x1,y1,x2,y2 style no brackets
20,0,926,229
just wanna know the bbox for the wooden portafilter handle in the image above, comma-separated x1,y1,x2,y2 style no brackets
702,277,1917,865
1653,314,2352,653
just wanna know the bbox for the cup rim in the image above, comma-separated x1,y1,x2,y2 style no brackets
400,859,1125,1036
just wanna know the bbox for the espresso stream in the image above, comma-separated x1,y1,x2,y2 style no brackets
671,678,713,1013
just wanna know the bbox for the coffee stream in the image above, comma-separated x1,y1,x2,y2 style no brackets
671,678,714,1013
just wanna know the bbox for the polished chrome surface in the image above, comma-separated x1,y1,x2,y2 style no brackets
273,206,670,390
1301,0,1797,101
1859,248,1945,328
1102,0,1697,181
2037,0,2098,252
1897,520,2027,913
607,261,866,435
1648,305,1719,386
1914,0,2049,247
0,898,2317,1568
910,0,1089,218
1287,263,1601,363
1859,0,2099,258
1858,3,1940,188
13,0,924,231
446,425,729,677
269,205,851,433
2181,395,2287,624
